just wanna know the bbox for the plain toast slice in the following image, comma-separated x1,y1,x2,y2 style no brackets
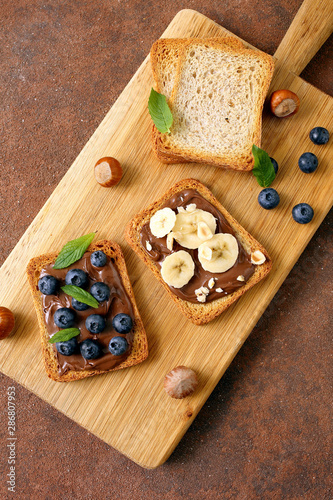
150,37,245,164
154,39,274,169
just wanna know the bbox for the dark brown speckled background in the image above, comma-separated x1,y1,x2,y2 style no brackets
0,1,332,498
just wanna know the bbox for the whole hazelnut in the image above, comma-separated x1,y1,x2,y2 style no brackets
270,89,300,118
0,307,15,339
94,157,122,187
164,366,198,399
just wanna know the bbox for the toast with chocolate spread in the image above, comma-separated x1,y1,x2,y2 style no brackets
125,179,272,325
27,240,148,382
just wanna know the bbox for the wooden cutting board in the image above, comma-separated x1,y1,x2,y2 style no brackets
0,2,332,468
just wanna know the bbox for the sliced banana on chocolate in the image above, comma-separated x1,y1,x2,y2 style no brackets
161,250,195,288
198,233,238,273
173,208,216,249
150,208,176,238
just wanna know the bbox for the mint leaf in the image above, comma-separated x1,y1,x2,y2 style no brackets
252,145,276,187
148,88,173,134
53,233,95,269
49,328,80,344
61,285,99,308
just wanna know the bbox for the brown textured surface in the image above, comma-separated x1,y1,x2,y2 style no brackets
0,0,332,498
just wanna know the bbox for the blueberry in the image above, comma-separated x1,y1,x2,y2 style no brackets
85,314,106,334
65,269,88,288
292,203,314,224
80,339,102,359
90,251,107,267
270,157,279,174
109,336,129,356
55,337,78,356
72,298,90,311
54,308,76,328
309,127,329,145
298,152,318,173
112,313,133,334
90,282,110,303
38,275,59,295
258,188,280,210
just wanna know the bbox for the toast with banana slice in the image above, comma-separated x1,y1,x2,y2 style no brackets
125,179,272,325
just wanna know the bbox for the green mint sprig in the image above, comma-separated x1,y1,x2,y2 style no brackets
61,285,99,308
53,233,95,269
252,145,276,187
148,88,173,134
49,328,80,344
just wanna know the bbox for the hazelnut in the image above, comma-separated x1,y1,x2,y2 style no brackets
251,250,266,265
270,89,300,118
94,157,122,187
0,307,15,340
164,366,198,399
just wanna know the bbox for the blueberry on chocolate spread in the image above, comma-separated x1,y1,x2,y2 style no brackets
90,282,110,302
90,250,107,267
38,275,59,295
71,298,90,311
80,339,103,360
109,336,129,356
85,314,106,334
56,338,78,356
112,313,133,334
65,269,88,288
54,308,76,329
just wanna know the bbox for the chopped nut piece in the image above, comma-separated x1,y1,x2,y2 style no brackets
195,286,209,297
146,241,152,251
216,288,223,293
251,250,266,265
237,275,245,282
208,278,216,289
186,203,197,212
200,246,213,261
166,232,174,251
197,221,213,241
196,294,207,303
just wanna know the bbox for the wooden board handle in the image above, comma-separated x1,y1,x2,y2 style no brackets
274,0,333,76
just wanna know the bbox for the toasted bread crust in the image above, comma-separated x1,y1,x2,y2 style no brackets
151,38,274,170
27,240,148,382
125,179,272,325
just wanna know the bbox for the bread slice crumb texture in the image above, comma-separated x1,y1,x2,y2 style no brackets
153,39,274,170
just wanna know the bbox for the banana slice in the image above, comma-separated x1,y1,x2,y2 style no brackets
173,209,216,249
150,208,176,238
161,250,195,288
198,233,239,273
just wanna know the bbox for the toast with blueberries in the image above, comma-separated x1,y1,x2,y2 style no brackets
27,239,148,382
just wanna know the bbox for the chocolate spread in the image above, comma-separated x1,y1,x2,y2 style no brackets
40,252,134,376
140,189,255,303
